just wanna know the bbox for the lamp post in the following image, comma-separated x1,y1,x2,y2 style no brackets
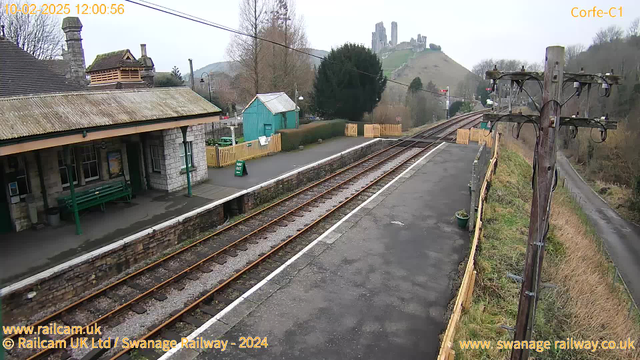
294,83,303,128
200,72,212,103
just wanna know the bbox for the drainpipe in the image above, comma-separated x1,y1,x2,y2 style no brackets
64,145,82,235
35,151,49,210
181,126,192,197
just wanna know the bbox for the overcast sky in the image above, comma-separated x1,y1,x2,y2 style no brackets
66,0,639,73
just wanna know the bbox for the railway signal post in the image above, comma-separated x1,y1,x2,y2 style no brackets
483,45,620,360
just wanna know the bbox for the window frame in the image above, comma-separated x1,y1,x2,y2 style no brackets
179,141,193,170
150,145,163,173
80,144,100,182
58,149,78,188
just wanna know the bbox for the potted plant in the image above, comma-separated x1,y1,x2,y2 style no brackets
455,209,469,228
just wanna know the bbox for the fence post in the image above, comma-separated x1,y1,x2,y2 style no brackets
215,144,221,168
469,159,478,230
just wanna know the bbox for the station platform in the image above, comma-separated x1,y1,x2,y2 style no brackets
0,137,372,287
168,143,480,360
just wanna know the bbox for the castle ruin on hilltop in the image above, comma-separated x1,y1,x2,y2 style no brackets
371,21,426,54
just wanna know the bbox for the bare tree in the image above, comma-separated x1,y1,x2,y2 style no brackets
227,0,268,98
593,25,623,45
0,0,64,59
628,18,639,37
564,44,585,64
472,59,494,78
260,0,312,98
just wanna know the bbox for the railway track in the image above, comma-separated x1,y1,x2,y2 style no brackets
5,111,484,360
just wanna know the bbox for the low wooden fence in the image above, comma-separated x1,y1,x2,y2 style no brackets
379,124,402,136
206,133,281,167
456,129,470,144
437,133,500,360
364,124,381,138
456,128,494,147
345,123,358,137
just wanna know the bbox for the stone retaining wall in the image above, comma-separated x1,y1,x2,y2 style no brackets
242,140,390,211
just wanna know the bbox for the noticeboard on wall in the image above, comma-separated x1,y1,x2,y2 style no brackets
107,150,123,178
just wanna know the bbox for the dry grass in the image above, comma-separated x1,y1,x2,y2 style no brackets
549,190,640,359
454,138,640,360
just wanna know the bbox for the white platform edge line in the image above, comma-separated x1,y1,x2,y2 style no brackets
0,139,382,296
157,142,446,359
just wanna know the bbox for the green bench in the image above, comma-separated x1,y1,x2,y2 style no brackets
57,180,132,213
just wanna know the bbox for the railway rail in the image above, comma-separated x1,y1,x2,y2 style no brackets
4,111,485,360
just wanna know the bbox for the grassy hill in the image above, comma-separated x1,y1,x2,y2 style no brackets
382,49,476,91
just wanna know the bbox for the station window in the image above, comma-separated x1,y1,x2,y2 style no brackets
150,145,163,173
179,142,193,169
80,145,100,181
58,149,78,188
7,156,30,199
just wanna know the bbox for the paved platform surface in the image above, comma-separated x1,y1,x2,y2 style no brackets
0,137,372,287
558,154,640,305
207,136,371,190
174,143,479,360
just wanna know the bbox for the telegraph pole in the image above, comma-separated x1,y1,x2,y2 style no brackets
483,46,620,360
511,46,564,360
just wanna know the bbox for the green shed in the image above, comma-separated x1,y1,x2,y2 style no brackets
242,92,299,141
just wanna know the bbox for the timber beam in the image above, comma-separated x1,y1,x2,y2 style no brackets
482,113,618,130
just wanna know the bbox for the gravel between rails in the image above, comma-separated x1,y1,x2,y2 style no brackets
70,148,422,360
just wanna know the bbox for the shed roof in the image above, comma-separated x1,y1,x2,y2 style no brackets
0,38,84,97
245,92,297,115
0,87,221,142
86,49,144,72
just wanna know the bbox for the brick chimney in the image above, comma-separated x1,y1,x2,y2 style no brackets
139,43,155,87
61,17,88,86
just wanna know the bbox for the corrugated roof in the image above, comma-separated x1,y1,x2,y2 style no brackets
0,87,221,141
245,92,297,115
0,38,85,97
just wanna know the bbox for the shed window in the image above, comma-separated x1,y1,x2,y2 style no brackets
179,142,193,169
150,145,163,173
58,150,78,188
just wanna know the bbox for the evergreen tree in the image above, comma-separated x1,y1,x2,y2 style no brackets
313,43,387,121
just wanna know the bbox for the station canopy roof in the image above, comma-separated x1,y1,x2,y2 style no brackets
0,87,221,142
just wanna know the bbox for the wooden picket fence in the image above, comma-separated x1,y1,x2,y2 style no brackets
345,123,358,137
364,124,381,138
206,133,281,167
437,133,500,360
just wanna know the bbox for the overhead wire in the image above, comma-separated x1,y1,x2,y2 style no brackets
125,0,447,97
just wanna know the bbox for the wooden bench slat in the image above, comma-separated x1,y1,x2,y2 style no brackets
56,181,131,213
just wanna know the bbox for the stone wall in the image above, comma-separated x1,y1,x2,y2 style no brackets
243,140,390,211
163,125,208,192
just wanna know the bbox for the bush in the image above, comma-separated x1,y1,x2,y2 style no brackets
278,120,346,151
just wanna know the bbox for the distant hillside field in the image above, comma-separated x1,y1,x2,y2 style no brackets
387,49,475,90
381,49,414,77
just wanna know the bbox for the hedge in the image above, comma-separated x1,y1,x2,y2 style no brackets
278,120,346,151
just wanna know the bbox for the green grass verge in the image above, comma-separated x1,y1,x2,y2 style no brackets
453,148,574,359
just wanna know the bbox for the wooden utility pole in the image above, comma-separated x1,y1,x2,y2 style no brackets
510,46,564,360
483,46,620,360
